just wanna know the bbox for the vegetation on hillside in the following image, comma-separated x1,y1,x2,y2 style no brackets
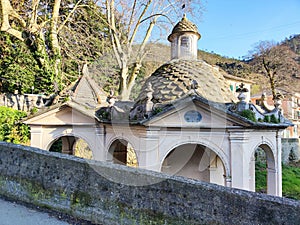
248,41,300,98
284,34,300,56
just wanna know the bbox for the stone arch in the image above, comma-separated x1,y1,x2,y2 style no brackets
160,140,229,186
160,139,230,178
47,133,93,159
107,137,138,167
251,141,277,195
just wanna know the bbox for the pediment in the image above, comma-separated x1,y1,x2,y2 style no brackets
24,104,96,125
143,99,249,128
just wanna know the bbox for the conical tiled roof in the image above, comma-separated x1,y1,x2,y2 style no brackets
168,15,201,42
134,59,237,105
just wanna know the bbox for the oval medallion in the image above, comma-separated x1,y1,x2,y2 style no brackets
184,110,202,122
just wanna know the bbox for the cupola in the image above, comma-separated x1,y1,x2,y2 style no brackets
168,14,201,60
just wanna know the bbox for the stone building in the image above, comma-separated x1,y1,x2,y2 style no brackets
24,15,291,196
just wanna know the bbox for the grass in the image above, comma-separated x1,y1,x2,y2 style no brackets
255,162,267,194
282,163,300,200
256,161,300,200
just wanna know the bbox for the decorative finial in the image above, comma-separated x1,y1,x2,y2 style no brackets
190,79,198,90
236,83,248,102
236,83,248,93
182,14,187,21
274,91,284,109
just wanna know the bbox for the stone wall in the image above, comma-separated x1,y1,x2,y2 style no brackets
282,138,300,163
0,93,47,112
0,142,300,225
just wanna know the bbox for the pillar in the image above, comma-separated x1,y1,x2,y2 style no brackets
275,130,283,196
137,127,160,171
229,130,253,191
93,125,106,161
30,125,43,149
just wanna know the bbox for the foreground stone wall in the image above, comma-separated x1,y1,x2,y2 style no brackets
282,138,300,163
0,142,300,225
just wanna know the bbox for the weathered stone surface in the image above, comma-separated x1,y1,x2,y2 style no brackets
0,142,300,224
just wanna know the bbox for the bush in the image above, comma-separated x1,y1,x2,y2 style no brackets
263,115,270,123
270,114,279,123
240,109,256,122
0,106,30,144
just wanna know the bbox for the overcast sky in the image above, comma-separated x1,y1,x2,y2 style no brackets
195,0,300,59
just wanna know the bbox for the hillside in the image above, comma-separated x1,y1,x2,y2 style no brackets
151,34,300,96
246,34,300,96
91,34,300,99
143,44,254,79
284,34,300,56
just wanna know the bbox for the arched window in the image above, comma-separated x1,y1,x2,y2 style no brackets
180,36,190,48
180,36,191,58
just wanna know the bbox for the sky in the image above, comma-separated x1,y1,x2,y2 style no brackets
195,0,300,59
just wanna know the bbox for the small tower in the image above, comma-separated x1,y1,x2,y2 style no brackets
168,14,201,60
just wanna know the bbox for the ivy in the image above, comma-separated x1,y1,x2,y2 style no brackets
0,106,30,144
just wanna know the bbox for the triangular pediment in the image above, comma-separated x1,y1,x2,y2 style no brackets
24,103,96,125
142,97,250,128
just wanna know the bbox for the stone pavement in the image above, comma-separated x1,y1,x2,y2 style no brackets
0,198,69,225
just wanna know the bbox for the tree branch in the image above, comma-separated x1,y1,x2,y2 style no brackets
29,0,40,32
129,0,152,46
58,0,83,33
126,0,137,38
0,0,26,40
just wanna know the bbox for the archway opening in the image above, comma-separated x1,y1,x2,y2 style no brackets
49,136,93,159
252,144,276,195
161,144,225,186
108,139,138,167
73,138,93,159
254,147,267,193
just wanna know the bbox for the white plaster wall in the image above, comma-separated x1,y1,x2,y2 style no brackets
229,129,281,196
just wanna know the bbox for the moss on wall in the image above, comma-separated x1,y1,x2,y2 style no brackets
1,142,300,225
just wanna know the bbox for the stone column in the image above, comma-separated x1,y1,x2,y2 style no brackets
275,130,283,196
93,125,106,161
137,127,160,171
229,130,253,191
30,125,43,149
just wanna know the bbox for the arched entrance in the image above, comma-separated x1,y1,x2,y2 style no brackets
108,139,138,167
49,136,93,159
251,144,276,195
161,144,225,185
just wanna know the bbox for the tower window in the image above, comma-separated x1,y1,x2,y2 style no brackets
180,36,191,58
180,36,190,48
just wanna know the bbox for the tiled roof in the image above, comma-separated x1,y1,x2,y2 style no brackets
134,59,237,106
72,74,106,108
168,15,200,41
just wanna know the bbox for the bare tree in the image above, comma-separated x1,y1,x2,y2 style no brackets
101,0,204,100
249,41,300,99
